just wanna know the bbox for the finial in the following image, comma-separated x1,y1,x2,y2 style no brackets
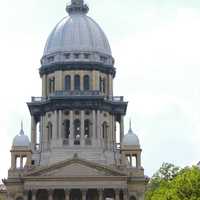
21,120,23,130
19,121,24,135
66,0,89,15
129,119,132,130
128,118,134,134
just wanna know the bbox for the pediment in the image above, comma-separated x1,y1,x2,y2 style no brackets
26,158,126,178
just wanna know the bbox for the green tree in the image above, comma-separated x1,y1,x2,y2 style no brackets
145,164,200,200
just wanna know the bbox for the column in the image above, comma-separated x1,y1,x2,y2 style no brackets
81,110,85,146
53,111,58,140
32,190,36,200
20,155,23,169
98,189,104,200
123,189,128,200
65,189,70,200
31,116,36,150
108,74,113,97
11,154,16,169
81,189,87,200
120,116,124,144
92,110,96,145
96,110,101,146
70,111,74,146
115,189,120,200
137,152,141,168
42,74,47,97
48,189,53,200
58,110,63,139
23,190,28,200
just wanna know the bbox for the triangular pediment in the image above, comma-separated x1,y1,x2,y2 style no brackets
25,158,126,178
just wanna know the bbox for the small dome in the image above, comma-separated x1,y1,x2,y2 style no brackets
12,127,30,147
122,122,140,147
41,0,113,66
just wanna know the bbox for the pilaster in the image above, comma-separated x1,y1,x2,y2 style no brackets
69,110,74,146
81,110,85,146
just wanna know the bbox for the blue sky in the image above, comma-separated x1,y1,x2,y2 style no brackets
0,0,200,181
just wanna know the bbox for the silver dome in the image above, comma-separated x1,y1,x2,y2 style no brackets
122,123,140,147
43,15,111,56
12,127,30,147
41,1,113,66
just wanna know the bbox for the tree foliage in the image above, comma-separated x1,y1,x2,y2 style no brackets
145,163,200,200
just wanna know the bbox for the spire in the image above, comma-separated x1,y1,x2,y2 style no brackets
128,119,133,134
19,121,24,135
66,0,89,15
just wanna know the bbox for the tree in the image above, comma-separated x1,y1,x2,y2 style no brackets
145,164,200,200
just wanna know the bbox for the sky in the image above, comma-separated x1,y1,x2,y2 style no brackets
0,0,200,181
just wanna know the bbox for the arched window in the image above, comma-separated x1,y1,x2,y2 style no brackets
36,121,40,151
83,75,90,91
129,196,137,200
99,77,103,92
47,122,53,141
48,77,55,94
64,120,70,139
84,119,90,138
102,122,108,139
16,197,24,200
64,75,71,91
74,119,81,145
103,78,106,93
74,75,80,90
102,122,108,149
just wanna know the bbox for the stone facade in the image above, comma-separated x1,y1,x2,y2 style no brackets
3,1,149,200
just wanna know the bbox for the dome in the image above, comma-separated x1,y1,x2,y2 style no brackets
41,0,113,66
12,127,30,147
122,123,140,147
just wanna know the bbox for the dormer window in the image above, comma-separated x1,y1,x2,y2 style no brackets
65,53,70,59
100,56,107,63
47,56,54,63
74,53,80,59
84,53,90,59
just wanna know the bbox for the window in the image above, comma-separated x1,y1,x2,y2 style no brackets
99,77,103,92
103,78,106,93
102,122,108,139
74,75,80,90
48,77,55,93
74,53,80,59
64,75,71,91
129,196,137,200
84,120,90,138
47,56,54,62
65,53,70,59
64,120,70,139
99,77,106,93
100,56,107,63
83,75,90,91
74,119,81,145
47,122,53,141
84,53,90,59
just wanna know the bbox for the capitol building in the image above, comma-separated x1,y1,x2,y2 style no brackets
3,0,148,200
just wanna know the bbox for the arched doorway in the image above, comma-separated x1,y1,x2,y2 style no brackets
53,189,65,200
70,189,81,200
36,189,48,200
86,189,98,200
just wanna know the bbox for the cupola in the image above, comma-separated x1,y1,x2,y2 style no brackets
122,121,140,149
12,123,30,148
